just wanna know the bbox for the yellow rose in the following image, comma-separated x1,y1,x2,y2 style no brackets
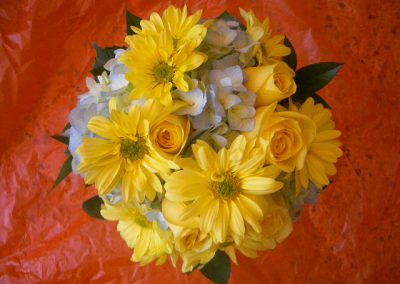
260,196,292,243
244,62,296,106
162,199,216,272
247,103,316,172
235,196,292,257
150,114,190,160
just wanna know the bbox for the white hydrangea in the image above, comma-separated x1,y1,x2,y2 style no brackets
190,85,225,131
68,49,130,174
206,65,256,132
174,79,207,116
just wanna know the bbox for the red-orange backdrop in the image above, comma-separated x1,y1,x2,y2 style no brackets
0,0,399,283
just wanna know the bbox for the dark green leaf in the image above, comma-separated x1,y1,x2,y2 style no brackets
217,11,244,29
82,196,105,220
90,66,105,78
51,155,73,190
90,44,124,78
200,251,231,284
283,37,297,70
295,62,343,94
126,10,142,36
50,135,69,145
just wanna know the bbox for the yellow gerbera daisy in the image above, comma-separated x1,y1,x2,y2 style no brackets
164,135,283,244
239,9,291,65
101,201,173,266
291,98,343,191
120,31,207,106
76,98,181,202
131,5,207,49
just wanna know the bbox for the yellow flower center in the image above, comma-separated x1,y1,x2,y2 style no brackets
181,231,198,249
153,63,175,83
134,214,150,228
211,172,240,200
120,138,148,161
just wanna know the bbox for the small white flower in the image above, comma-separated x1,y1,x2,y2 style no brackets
174,79,207,116
105,189,123,205
205,19,237,47
191,85,224,130
212,53,240,70
68,103,97,135
144,210,169,230
228,103,256,132
197,123,239,150
209,65,247,93
233,30,258,53
105,49,128,90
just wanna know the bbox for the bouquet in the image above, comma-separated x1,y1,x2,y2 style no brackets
52,5,343,283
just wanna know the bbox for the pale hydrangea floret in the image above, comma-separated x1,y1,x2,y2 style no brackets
228,103,255,131
174,79,207,116
104,49,128,90
202,19,239,59
212,53,240,70
233,30,258,53
68,49,131,174
205,19,237,47
144,210,169,230
191,85,224,131
201,18,257,67
209,65,247,93
206,65,256,132
196,123,239,150
105,189,123,205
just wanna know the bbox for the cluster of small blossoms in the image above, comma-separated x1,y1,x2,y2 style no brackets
65,5,342,273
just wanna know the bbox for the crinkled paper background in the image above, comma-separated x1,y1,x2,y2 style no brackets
0,0,399,283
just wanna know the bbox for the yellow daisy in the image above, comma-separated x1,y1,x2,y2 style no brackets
164,135,283,244
291,98,343,191
239,9,291,65
101,201,173,266
131,5,207,49
120,31,207,106
76,98,181,202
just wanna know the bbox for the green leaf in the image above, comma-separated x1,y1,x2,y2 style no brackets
50,135,69,145
126,10,142,36
90,44,124,78
82,196,105,220
295,62,343,94
217,11,244,29
283,37,297,70
200,251,231,284
90,66,105,78
51,155,73,190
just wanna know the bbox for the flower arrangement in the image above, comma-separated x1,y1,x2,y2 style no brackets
52,5,343,283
